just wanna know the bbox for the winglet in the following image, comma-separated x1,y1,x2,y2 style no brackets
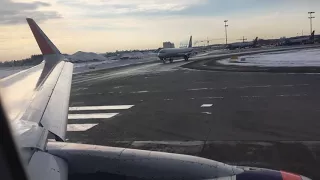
26,18,61,55
188,36,193,48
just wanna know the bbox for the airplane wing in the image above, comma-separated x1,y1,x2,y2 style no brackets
0,18,72,180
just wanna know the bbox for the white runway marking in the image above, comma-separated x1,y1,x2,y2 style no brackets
276,94,307,97
238,85,271,89
69,105,134,111
241,95,265,98
187,84,311,92
202,112,212,115
113,86,124,89
68,113,119,119
67,124,98,132
67,105,134,133
188,88,209,91
131,90,149,94
202,97,224,99
201,104,213,107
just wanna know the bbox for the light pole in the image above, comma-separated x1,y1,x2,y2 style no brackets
308,12,315,34
224,20,228,45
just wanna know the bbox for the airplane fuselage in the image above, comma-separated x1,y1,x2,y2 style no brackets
227,42,255,50
281,31,315,46
285,37,310,45
158,48,193,59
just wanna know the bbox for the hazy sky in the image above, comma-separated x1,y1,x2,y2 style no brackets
0,0,319,61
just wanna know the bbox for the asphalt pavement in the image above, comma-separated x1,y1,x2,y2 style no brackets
67,56,320,179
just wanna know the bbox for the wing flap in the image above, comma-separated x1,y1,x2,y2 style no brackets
18,61,73,142
41,62,73,141
20,61,65,124
11,120,48,150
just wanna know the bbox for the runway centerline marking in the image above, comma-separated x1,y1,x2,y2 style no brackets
187,84,310,92
69,105,134,111
202,97,224,99
130,91,150,94
188,88,209,91
201,104,213,108
68,113,119,119
67,124,98,132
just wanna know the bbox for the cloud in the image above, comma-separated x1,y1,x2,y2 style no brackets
58,0,207,16
55,0,319,19
0,0,61,25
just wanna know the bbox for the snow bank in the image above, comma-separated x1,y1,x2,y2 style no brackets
73,53,159,74
119,51,157,59
120,52,144,59
67,51,108,62
218,49,320,67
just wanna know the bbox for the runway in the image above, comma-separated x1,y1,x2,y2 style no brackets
67,57,320,178
69,59,320,141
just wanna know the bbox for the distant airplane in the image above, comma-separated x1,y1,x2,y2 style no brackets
282,31,315,45
227,37,259,50
158,36,193,64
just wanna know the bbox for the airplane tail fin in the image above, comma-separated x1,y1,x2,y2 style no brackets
310,30,315,40
253,37,258,45
188,36,193,48
26,18,61,55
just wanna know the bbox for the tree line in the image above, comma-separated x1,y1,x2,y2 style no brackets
0,54,43,67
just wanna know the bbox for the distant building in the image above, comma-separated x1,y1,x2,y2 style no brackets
163,42,175,48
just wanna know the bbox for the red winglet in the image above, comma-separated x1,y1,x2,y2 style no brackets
26,18,60,55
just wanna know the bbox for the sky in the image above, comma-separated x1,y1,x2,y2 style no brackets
0,0,319,61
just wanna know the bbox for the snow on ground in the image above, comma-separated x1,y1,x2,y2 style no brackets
0,51,158,77
120,52,144,59
196,49,227,57
65,50,159,74
218,48,320,67
73,54,158,74
67,51,109,62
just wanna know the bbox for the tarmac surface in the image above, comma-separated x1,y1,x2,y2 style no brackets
67,52,320,179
